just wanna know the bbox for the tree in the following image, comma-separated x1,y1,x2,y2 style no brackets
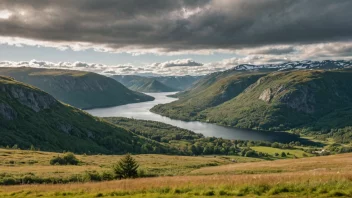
113,154,139,179
281,152,287,157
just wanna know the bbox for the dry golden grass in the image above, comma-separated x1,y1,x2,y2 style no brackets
191,153,352,175
0,149,261,177
0,171,351,197
0,152,351,197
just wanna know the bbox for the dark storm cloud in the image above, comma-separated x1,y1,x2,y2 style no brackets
0,0,352,52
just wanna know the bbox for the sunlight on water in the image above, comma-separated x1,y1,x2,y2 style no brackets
86,92,300,142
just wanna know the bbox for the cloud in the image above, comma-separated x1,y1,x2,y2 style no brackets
0,0,352,54
238,46,296,55
151,59,203,67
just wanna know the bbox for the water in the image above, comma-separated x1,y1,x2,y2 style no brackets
86,92,301,142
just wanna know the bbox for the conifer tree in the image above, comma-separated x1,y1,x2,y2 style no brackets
113,154,139,179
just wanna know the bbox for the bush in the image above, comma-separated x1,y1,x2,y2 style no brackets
50,152,80,165
281,152,287,157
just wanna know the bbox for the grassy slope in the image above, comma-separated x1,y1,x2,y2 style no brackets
0,152,351,197
205,70,352,134
0,76,164,154
0,67,154,109
151,71,268,121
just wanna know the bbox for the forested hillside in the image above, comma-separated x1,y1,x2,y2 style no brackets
0,67,154,109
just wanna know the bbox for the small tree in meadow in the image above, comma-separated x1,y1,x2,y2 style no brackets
113,154,139,179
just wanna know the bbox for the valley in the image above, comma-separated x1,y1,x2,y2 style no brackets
87,93,304,142
1,1,352,197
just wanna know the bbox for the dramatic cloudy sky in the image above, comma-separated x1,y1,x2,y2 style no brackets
0,0,352,76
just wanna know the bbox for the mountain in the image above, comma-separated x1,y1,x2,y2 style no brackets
152,64,352,143
0,67,154,109
112,75,201,91
229,60,352,71
151,71,268,121
153,76,202,90
204,69,352,131
111,75,177,92
0,75,166,154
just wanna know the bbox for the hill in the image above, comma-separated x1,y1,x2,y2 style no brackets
151,71,269,121
112,75,201,91
0,67,154,109
0,76,165,154
153,75,202,90
205,69,352,142
152,68,352,143
111,75,177,92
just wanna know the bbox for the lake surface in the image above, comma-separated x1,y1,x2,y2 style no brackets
86,92,301,142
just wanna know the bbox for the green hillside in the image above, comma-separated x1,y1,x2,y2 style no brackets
152,69,352,143
0,67,154,109
0,76,165,154
204,69,352,142
112,75,177,92
151,71,268,121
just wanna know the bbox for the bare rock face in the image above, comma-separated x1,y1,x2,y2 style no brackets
59,124,73,134
258,83,315,114
0,84,58,112
259,85,286,103
259,88,272,102
0,103,17,120
280,86,315,114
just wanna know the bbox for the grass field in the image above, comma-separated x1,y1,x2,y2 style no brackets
0,153,351,197
0,149,262,180
250,146,313,158
0,149,351,197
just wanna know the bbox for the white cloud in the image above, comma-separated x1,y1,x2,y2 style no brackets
0,10,12,19
151,59,203,68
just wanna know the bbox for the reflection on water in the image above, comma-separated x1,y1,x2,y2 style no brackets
86,92,300,142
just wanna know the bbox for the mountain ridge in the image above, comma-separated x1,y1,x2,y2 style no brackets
0,67,154,109
0,75,168,154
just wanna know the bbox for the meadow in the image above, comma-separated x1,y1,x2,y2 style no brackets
0,148,261,183
0,149,351,197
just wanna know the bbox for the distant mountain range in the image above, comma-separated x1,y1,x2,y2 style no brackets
0,67,154,109
233,60,352,71
111,75,177,92
111,75,201,92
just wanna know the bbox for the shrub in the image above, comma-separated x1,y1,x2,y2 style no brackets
50,152,80,165
281,152,287,157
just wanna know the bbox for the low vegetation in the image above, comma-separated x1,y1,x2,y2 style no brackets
0,152,351,197
105,117,321,158
49,152,80,165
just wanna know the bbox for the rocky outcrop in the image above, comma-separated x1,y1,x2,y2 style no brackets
259,85,286,103
0,84,57,112
280,86,316,114
0,103,17,120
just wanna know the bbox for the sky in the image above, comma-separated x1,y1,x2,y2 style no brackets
0,0,352,76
